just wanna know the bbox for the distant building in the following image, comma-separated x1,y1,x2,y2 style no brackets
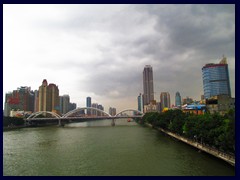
182,96,193,105
137,93,143,113
97,104,104,116
91,103,98,116
86,97,92,115
34,90,39,112
143,65,154,106
182,104,206,115
156,102,161,112
175,92,182,108
69,102,76,112
109,107,117,116
59,95,70,114
160,92,170,111
202,56,231,99
144,100,157,113
4,86,34,117
206,94,235,115
38,79,59,114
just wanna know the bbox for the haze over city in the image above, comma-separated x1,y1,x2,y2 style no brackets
3,4,235,111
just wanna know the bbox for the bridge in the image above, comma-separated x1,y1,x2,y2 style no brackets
24,107,144,126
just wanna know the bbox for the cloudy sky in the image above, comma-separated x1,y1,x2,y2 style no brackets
3,4,235,112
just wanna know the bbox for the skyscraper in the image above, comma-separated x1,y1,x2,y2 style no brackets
143,65,154,105
160,92,170,111
86,97,91,115
175,92,181,108
202,56,231,99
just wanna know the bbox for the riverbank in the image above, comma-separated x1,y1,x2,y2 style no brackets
3,123,59,131
145,123,235,167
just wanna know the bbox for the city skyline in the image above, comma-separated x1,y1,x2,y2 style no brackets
3,4,235,111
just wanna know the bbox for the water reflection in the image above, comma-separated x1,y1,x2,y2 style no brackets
65,118,137,128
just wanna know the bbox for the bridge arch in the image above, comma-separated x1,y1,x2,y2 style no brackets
62,107,112,118
115,109,144,117
27,111,61,119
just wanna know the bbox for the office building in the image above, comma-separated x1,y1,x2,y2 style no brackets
143,65,154,105
175,92,182,108
202,56,231,99
86,97,92,115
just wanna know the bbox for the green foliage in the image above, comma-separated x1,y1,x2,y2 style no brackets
141,109,235,154
3,116,25,127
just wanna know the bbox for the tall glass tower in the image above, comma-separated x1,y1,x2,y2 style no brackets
143,65,154,105
202,56,231,99
86,97,92,115
137,93,143,112
175,92,182,107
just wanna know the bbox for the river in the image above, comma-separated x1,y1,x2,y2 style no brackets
3,119,235,176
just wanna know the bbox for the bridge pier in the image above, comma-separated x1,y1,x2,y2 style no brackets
58,119,64,127
111,119,115,126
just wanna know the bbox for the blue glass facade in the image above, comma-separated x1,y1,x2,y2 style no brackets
175,92,181,107
202,64,231,99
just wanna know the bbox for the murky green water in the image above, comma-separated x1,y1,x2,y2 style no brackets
3,119,234,176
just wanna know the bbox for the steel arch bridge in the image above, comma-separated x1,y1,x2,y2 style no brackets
62,107,112,118
27,111,62,119
26,108,144,119
114,109,144,117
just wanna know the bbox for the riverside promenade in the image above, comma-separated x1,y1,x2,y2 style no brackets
146,123,235,166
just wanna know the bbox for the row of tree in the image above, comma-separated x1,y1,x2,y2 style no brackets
138,109,235,154
3,116,25,127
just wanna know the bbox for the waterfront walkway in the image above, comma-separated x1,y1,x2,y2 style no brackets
146,124,235,166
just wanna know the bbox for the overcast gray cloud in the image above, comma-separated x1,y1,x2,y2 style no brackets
3,4,235,112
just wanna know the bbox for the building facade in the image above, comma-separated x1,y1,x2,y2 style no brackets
206,94,235,115
86,97,92,115
143,65,154,106
4,87,34,117
160,92,171,111
137,93,143,113
59,95,70,114
109,107,117,116
202,56,231,99
38,79,59,113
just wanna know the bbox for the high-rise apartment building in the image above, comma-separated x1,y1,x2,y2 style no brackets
38,79,59,113
59,95,70,114
202,56,231,99
160,92,170,111
175,92,182,108
60,95,76,114
143,65,154,105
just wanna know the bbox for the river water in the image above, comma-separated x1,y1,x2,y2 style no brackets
3,119,234,176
